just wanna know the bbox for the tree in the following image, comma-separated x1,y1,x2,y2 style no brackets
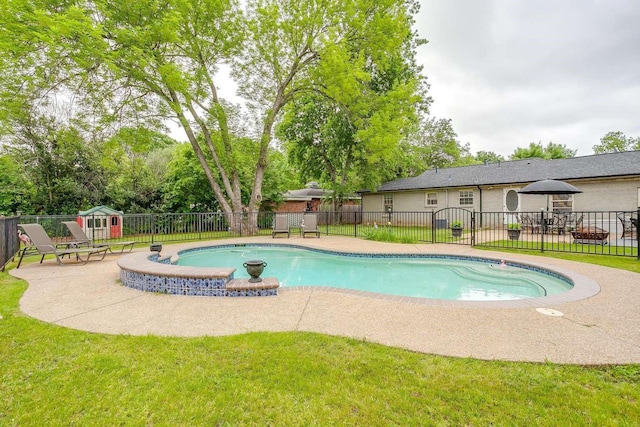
593,131,640,154
0,154,35,215
100,128,177,213
1,0,426,232
1,103,107,214
162,143,221,213
162,139,296,213
509,142,576,160
475,151,505,164
393,118,472,177
277,94,362,207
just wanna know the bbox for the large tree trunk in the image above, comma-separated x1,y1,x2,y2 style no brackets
243,111,275,235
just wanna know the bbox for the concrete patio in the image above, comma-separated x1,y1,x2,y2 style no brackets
10,236,640,364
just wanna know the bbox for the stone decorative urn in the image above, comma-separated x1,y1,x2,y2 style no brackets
243,260,267,283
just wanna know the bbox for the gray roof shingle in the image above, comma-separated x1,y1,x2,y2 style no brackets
373,151,640,192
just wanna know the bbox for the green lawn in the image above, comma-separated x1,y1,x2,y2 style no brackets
479,246,640,274
1,266,639,425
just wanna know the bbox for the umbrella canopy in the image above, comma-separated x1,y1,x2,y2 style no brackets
518,179,582,195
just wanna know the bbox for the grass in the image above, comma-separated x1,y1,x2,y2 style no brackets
479,238,638,257
359,225,463,244
2,266,640,425
480,245,640,273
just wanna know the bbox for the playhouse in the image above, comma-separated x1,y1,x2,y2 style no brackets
75,206,124,240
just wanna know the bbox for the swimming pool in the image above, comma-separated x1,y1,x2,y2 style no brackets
175,244,573,301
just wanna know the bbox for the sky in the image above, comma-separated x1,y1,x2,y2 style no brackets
206,1,640,158
415,0,640,157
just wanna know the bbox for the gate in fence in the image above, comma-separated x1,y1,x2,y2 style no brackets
432,208,475,245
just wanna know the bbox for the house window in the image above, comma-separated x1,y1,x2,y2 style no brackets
552,194,573,213
426,192,438,206
459,190,474,206
383,194,393,212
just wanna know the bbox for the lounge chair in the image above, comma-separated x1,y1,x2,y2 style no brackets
271,214,290,238
17,223,108,268
301,213,320,238
62,221,136,254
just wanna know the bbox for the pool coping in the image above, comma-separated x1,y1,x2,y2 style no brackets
119,242,600,308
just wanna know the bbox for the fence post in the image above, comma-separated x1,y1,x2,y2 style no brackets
471,211,475,246
354,212,358,237
431,213,436,243
151,213,155,244
540,209,545,253
1,216,6,271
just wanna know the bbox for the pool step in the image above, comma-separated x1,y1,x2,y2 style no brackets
226,277,280,297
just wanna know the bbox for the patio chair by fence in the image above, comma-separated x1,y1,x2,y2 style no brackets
531,213,544,234
520,214,533,233
301,213,320,238
62,221,136,254
617,213,637,239
553,214,568,235
565,213,583,232
17,223,108,268
271,215,290,238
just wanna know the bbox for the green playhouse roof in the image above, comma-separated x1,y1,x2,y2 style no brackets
77,205,124,216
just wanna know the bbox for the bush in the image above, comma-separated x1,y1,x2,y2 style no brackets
361,224,416,243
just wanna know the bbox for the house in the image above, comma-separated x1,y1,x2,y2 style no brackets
360,151,640,216
278,182,361,213
278,182,328,213
75,205,124,240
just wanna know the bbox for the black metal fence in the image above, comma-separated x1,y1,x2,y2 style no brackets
1,216,20,271
16,208,639,259
475,209,639,259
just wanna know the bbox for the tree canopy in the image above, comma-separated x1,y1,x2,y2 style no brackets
0,0,427,230
593,131,640,154
509,142,576,160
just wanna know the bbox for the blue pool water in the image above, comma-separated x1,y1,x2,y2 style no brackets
175,245,572,301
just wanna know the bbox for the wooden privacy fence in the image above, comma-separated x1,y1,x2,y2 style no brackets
1,216,20,271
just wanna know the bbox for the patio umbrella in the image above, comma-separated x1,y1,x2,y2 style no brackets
518,179,582,195
518,179,582,211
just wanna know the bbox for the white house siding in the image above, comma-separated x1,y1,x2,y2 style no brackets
361,193,384,212
394,191,441,211
362,190,485,212
481,187,510,212
362,177,640,216
571,178,640,211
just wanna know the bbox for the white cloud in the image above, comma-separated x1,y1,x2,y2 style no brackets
416,0,640,156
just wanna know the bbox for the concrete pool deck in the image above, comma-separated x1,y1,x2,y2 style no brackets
10,236,640,364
